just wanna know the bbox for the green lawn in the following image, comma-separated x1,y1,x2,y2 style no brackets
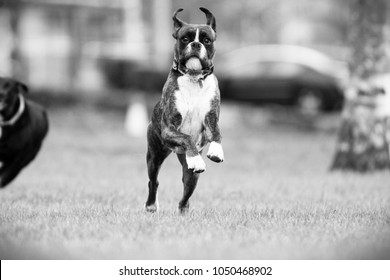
0,102,389,259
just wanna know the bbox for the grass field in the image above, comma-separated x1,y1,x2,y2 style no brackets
0,101,389,259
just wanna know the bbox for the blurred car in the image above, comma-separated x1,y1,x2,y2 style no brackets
216,45,349,112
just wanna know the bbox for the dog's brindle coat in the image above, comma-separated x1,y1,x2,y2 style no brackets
0,78,48,188
146,8,224,213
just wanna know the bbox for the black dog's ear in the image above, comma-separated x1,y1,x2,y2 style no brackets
17,82,29,95
172,8,186,39
199,7,216,32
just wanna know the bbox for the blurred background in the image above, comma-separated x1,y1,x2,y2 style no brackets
0,0,388,115
1,0,390,260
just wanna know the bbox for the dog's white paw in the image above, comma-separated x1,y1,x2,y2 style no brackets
207,142,224,163
186,154,206,173
145,202,158,213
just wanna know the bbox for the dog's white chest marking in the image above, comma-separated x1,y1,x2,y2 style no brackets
175,74,217,150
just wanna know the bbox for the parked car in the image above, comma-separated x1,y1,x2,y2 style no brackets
216,45,349,112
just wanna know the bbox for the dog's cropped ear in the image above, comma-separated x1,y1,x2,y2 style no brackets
172,8,186,39
17,82,29,95
199,7,216,32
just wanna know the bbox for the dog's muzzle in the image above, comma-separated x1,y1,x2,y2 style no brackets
191,42,202,52
173,58,214,79
185,42,207,61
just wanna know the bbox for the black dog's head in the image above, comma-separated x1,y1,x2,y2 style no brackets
172,7,216,75
0,78,28,114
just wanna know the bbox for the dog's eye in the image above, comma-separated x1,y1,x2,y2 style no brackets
181,37,189,44
203,38,211,45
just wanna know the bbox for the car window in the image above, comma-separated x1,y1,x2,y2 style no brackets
227,61,305,78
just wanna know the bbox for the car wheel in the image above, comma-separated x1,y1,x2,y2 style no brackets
296,89,323,115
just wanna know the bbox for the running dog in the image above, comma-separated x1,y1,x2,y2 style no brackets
145,7,224,213
0,78,49,188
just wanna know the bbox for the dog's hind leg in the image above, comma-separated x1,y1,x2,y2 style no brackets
145,125,171,212
177,153,200,213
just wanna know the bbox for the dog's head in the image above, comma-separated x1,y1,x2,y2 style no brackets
0,78,28,113
172,7,216,75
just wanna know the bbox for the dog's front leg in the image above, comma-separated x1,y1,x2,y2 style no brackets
161,108,206,172
205,107,224,163
161,124,206,173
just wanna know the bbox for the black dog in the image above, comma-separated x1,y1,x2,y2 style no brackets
0,78,49,188
145,8,224,213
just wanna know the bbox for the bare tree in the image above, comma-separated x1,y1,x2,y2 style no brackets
331,0,390,171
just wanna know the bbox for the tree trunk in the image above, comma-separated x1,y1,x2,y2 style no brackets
7,0,24,80
331,0,390,172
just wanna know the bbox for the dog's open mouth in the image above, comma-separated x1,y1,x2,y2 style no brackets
185,57,203,76
182,56,212,76
185,57,202,70
177,56,213,77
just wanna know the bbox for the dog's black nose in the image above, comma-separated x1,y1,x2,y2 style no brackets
191,42,201,50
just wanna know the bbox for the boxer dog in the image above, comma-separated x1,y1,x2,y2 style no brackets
0,78,49,188
145,7,224,213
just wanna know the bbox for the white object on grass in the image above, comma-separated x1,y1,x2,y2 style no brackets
125,96,148,138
